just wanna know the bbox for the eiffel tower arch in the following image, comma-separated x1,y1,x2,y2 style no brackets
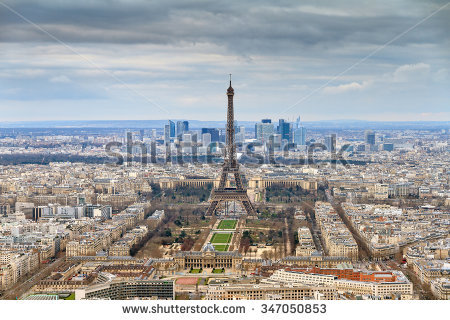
206,76,256,216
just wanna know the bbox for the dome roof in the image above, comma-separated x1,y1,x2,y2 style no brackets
202,242,216,252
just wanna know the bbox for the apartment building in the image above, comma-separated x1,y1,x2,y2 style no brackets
430,278,450,300
296,227,316,256
315,202,358,260
265,268,413,299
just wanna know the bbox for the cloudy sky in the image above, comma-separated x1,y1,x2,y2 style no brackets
0,0,449,122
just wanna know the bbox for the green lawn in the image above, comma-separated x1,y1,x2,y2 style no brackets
212,268,225,273
213,244,229,251
63,293,75,300
217,219,237,230
190,268,202,273
210,232,232,244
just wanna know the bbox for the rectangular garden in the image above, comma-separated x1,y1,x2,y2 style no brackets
217,219,237,230
210,232,232,244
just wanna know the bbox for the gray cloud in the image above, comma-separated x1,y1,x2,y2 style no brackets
0,0,449,121
1,0,449,53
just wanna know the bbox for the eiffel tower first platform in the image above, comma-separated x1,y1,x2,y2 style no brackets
206,76,256,216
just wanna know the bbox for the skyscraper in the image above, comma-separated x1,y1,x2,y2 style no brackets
324,135,336,152
278,119,291,141
169,120,176,138
255,120,274,143
201,128,220,142
235,125,245,143
177,121,189,138
182,133,192,143
365,130,376,145
164,124,170,144
202,133,211,147
271,133,282,150
295,116,301,129
294,127,306,145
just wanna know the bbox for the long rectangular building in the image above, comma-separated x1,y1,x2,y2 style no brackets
75,279,175,300
265,268,413,299
206,283,335,300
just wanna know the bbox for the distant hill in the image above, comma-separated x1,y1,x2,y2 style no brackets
0,119,448,130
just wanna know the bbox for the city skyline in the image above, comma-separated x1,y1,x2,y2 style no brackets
0,65,448,304
1,0,449,122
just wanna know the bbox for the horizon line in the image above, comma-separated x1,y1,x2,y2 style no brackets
0,119,449,123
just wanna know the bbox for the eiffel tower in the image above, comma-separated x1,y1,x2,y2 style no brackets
206,76,256,216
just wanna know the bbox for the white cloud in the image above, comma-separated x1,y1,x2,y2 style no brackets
295,5,352,17
323,81,370,94
392,63,430,82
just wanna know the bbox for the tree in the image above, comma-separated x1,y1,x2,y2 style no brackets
181,237,195,251
163,228,172,237
240,237,251,254
174,219,182,227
